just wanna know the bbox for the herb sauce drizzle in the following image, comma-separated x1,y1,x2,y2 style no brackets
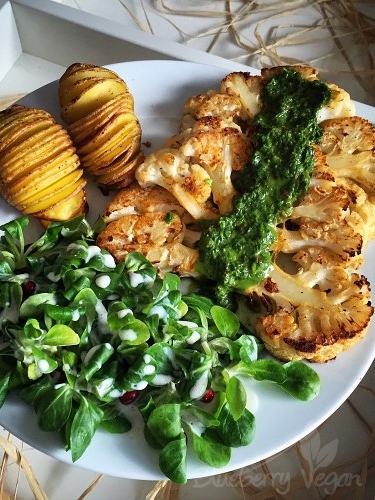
198,69,332,307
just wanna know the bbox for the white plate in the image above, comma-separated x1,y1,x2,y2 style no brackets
0,60,374,481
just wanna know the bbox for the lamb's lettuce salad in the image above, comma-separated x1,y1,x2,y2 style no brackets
0,216,320,483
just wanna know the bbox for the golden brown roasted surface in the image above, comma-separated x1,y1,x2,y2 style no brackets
98,183,199,277
99,65,375,363
0,104,87,223
59,63,144,189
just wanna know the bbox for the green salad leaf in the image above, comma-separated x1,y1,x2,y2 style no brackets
0,216,321,484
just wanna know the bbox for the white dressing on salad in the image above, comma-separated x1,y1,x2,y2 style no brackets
128,271,143,288
95,377,114,398
189,371,209,400
101,253,116,268
84,343,111,366
130,380,148,390
71,309,80,322
143,354,152,364
67,243,116,268
148,305,168,322
117,308,133,318
16,273,29,280
186,330,200,345
162,345,178,368
95,274,111,289
119,329,137,341
46,271,60,282
151,374,174,386
95,300,110,334
37,359,50,373
142,364,156,376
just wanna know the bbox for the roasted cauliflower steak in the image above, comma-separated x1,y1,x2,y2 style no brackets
98,65,375,363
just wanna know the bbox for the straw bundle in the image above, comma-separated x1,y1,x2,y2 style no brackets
120,0,375,105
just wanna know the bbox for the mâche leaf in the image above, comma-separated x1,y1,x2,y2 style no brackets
192,429,231,468
281,361,321,401
159,434,187,484
69,395,104,462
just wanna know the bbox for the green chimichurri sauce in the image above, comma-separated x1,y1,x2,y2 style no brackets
197,68,332,307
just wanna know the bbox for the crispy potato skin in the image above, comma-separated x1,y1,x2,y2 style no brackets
0,104,87,222
59,63,143,190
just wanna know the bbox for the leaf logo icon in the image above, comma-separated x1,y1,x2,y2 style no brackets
308,432,322,462
315,439,338,468
301,432,338,470
300,431,362,493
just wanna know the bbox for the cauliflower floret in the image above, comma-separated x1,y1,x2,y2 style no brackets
181,118,251,214
183,91,243,121
135,148,218,220
317,83,356,122
275,182,364,265
220,66,355,125
261,65,319,82
320,116,375,154
307,147,337,194
103,183,185,222
167,91,244,149
325,150,375,197
338,178,375,246
238,260,373,363
317,117,375,244
319,116,375,199
99,183,201,276
191,115,242,133
97,211,199,277
273,122,375,267
277,213,364,269
275,217,363,264
274,151,364,265
292,246,357,272
220,72,263,120
262,66,355,121
291,185,350,222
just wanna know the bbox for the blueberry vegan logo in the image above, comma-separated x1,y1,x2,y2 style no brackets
193,431,363,495
300,432,362,495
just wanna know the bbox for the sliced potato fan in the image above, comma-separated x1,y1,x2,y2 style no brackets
59,62,144,189
0,104,87,223
58,62,130,125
